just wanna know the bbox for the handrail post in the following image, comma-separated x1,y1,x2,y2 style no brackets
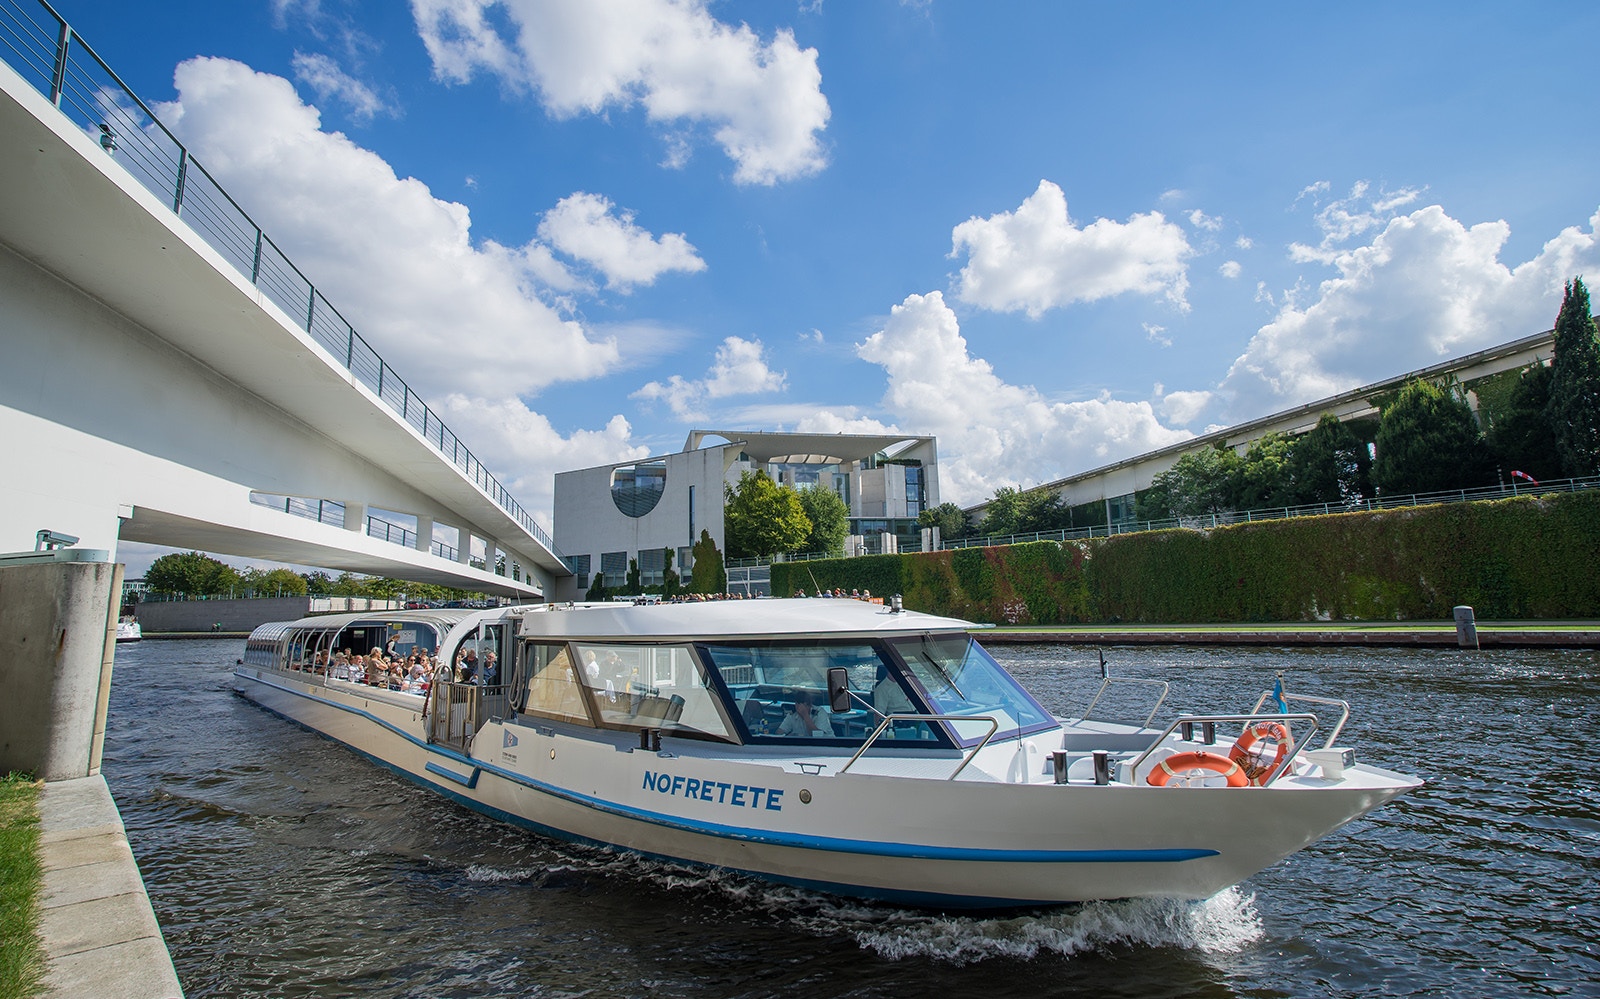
250,228,263,283
49,19,70,107
172,147,188,213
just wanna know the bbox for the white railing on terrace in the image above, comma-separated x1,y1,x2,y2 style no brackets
0,0,560,560
725,474,1600,567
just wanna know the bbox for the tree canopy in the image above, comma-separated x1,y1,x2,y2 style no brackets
978,486,1066,537
1547,277,1600,477
1483,362,1561,482
1372,378,1493,495
796,483,850,556
918,502,972,540
723,470,811,559
144,551,240,595
1286,414,1371,506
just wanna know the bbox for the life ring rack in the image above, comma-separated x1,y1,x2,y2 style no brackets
1229,721,1294,785
1146,751,1249,788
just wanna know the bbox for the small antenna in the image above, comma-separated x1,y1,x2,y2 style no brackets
1098,648,1108,679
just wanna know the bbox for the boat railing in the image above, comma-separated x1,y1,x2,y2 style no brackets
1126,712,1323,788
837,713,1000,781
426,679,512,752
1250,690,1350,747
1079,675,1171,728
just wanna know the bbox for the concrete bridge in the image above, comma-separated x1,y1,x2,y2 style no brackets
0,2,573,600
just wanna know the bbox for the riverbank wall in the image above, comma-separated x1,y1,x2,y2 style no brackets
771,491,1600,626
131,595,400,633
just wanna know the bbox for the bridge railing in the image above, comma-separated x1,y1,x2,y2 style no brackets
0,0,562,561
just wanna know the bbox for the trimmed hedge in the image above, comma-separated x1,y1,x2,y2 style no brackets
770,491,1600,623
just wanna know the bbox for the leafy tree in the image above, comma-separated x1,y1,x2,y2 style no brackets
723,470,811,559
1546,278,1600,477
1287,414,1370,505
689,530,726,594
1372,378,1493,494
918,502,971,540
1133,480,1172,521
1235,432,1297,509
144,551,240,595
796,484,850,555
979,486,1066,537
1484,362,1561,482
1151,445,1242,517
243,567,308,597
302,571,334,596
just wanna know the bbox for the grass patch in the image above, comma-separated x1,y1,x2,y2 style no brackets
0,772,46,999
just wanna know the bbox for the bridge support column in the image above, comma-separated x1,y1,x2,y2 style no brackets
458,530,473,566
486,540,500,576
344,501,366,533
414,515,433,555
0,549,120,780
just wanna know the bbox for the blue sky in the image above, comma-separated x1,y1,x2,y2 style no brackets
61,0,1600,520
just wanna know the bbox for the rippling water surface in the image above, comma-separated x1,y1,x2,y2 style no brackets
103,639,1599,998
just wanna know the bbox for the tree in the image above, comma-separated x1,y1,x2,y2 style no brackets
1484,362,1561,482
661,548,681,599
1235,432,1296,509
918,502,971,540
302,571,334,596
1372,378,1493,495
144,551,240,596
978,486,1065,537
1287,413,1370,506
626,558,641,594
796,484,850,555
243,567,307,597
723,470,811,559
1546,278,1600,477
689,530,726,594
586,571,608,602
1150,445,1242,518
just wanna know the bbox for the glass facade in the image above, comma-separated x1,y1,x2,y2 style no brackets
610,461,667,518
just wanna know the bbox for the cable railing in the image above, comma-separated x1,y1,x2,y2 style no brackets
249,492,461,561
0,0,560,560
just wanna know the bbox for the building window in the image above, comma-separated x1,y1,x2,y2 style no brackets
688,484,695,541
610,461,667,518
601,551,627,589
905,465,925,518
564,554,591,580
678,546,692,575
639,548,666,588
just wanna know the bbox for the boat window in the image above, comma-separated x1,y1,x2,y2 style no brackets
572,643,734,742
886,634,1056,746
515,643,592,726
701,642,939,744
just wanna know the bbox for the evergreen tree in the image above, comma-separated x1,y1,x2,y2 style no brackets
723,470,811,558
796,483,850,555
1546,278,1600,477
625,558,641,594
1485,362,1561,482
1372,378,1493,495
661,548,681,599
689,530,726,594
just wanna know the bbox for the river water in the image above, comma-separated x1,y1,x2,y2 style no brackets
102,639,1598,998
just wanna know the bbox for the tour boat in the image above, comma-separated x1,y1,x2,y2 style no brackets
116,617,142,642
233,599,1420,909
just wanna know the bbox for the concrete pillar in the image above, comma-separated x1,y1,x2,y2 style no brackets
458,530,473,565
0,551,121,780
344,501,366,533
414,514,433,554
486,540,500,575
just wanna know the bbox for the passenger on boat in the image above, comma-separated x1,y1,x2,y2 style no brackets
873,665,913,716
582,651,601,684
481,652,501,686
456,649,478,682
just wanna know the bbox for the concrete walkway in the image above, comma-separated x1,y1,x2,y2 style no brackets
37,776,183,999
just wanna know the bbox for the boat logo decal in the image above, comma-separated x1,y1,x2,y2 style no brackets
643,770,784,811
503,729,519,749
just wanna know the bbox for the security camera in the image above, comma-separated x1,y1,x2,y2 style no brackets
35,529,79,551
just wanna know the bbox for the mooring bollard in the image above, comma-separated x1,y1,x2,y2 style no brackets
1453,605,1479,650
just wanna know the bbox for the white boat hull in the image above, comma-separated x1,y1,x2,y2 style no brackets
234,666,1415,908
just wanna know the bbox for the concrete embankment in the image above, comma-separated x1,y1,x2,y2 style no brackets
37,775,183,999
980,621,1600,647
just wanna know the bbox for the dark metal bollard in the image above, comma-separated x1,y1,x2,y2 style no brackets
1052,750,1069,784
1092,751,1111,785
1454,605,1479,650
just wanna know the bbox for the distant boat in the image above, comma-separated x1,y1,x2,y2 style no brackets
116,618,142,642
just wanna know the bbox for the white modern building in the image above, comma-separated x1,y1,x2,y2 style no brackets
553,430,939,595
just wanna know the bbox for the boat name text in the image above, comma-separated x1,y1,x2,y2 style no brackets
642,771,784,811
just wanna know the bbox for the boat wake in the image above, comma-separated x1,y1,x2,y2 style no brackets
461,847,1263,963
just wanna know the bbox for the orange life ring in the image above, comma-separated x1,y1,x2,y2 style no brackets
1146,751,1249,788
1230,721,1293,785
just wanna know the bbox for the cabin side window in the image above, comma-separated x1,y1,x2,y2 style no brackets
701,642,939,744
515,643,593,726
571,643,735,742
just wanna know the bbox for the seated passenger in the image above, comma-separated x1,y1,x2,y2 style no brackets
777,692,832,738
873,665,913,717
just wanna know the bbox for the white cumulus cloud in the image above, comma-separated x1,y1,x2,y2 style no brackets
838,291,1190,504
154,56,651,518
633,336,786,420
291,51,396,121
950,180,1193,317
1221,203,1600,420
537,192,705,292
410,0,830,185
1219,260,1242,279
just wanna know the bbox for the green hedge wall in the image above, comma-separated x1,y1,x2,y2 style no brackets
770,491,1600,622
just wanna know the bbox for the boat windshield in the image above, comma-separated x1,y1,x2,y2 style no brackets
886,634,1056,746
701,641,941,745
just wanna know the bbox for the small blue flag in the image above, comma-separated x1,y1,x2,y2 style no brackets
1272,675,1288,714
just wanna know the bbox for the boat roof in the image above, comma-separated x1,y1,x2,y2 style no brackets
509,598,974,642
248,607,482,638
